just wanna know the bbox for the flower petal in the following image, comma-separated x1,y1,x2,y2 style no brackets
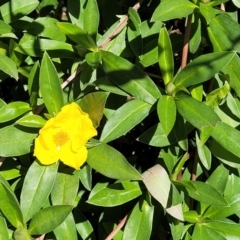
60,145,88,169
34,137,59,165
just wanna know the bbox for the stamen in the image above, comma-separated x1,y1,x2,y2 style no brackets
53,129,69,150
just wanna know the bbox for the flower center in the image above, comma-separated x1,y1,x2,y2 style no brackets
53,129,69,151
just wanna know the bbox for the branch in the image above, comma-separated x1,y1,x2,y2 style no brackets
181,14,192,69
105,215,128,240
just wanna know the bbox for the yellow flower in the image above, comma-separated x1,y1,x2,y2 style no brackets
34,102,97,169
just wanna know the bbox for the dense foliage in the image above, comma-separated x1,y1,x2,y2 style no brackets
1,0,240,239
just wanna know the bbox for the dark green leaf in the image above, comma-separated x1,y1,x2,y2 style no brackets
0,102,30,123
83,0,99,41
138,123,177,147
101,50,161,104
87,143,141,180
0,174,24,228
15,39,78,58
151,0,197,21
87,181,142,207
122,199,154,240
100,99,152,143
0,54,18,79
26,17,66,41
74,209,96,240
209,13,240,52
51,170,79,206
20,161,58,222
28,61,40,108
40,52,64,115
0,0,39,23
0,125,37,157
174,52,235,88
175,94,220,129
211,121,240,158
53,212,78,240
157,95,176,135
158,26,174,84
28,205,73,235
56,22,97,51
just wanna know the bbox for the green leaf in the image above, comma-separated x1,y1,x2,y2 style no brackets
0,216,9,240
183,210,199,223
122,199,154,240
151,0,197,21
174,52,235,88
87,143,141,180
51,169,79,206
56,22,97,51
211,121,240,158
196,132,211,170
178,180,228,206
137,123,177,147
199,3,216,24
142,164,171,208
74,209,96,240
28,61,40,108
127,8,142,56
53,212,78,240
14,226,32,240
157,96,176,135
158,26,174,85
100,99,152,143
78,92,109,128
101,50,161,104
87,181,142,207
0,54,18,79
20,161,58,222
40,52,64,115
203,220,240,237
175,94,220,129
85,51,101,68
28,205,73,235
209,13,240,52
192,223,225,240
222,55,240,97
83,0,99,41
94,77,129,96
15,115,47,128
0,158,21,180
209,139,240,168
78,164,92,191
0,102,30,123
26,17,66,41
0,0,39,23
0,174,24,228
205,81,229,108
206,164,228,194
204,194,240,220
0,20,14,34
0,125,38,157
189,14,201,54
15,39,78,58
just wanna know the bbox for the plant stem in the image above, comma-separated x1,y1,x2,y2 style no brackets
181,14,192,69
105,215,128,240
